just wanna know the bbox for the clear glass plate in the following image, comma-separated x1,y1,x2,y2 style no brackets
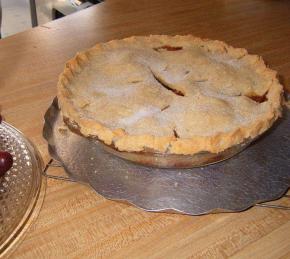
0,122,46,257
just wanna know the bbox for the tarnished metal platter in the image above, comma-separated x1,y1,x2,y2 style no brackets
43,98,289,215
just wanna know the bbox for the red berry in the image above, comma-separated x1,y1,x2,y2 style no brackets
0,115,2,124
0,151,13,176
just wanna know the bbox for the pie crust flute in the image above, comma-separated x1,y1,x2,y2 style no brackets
57,35,283,155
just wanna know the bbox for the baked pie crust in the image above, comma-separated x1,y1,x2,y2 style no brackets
57,35,283,155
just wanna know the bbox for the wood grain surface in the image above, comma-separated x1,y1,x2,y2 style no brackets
0,0,289,258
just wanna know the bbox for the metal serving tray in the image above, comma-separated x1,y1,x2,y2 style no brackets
43,98,290,215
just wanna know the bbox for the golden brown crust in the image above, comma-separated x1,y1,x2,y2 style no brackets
57,35,283,155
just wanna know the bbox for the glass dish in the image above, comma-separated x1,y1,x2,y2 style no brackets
97,138,252,168
0,122,46,257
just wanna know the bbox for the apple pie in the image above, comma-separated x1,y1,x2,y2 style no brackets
57,35,283,155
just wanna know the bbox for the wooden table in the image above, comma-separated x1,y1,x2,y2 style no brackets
1,0,290,258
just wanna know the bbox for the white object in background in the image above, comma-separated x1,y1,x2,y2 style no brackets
53,0,92,16
1,0,31,38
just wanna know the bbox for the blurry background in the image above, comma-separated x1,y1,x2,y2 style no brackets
0,0,102,38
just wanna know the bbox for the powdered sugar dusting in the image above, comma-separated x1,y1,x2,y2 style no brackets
209,53,242,69
119,106,160,126
94,85,136,97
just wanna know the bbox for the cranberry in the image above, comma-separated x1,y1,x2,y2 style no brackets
0,151,13,176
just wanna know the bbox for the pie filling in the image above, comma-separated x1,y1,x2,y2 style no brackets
58,35,283,155
245,92,268,103
153,45,183,51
